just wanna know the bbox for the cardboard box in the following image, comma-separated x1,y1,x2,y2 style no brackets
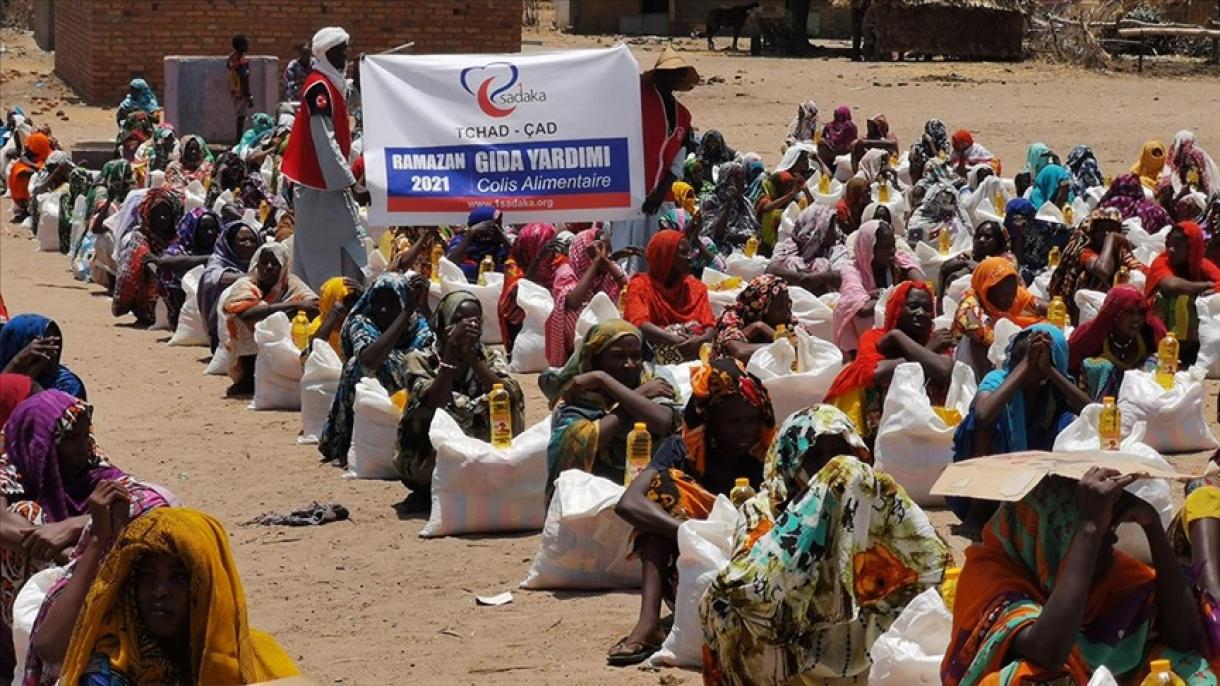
930,450,1201,502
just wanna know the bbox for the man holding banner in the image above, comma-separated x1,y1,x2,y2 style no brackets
282,26,367,292
611,47,700,262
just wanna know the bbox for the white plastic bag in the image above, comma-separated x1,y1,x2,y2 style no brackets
12,566,64,679
573,291,621,351
775,201,802,246
1027,268,1053,301
944,273,972,308
723,252,769,282
420,411,550,537
344,377,402,479
657,361,699,406
788,285,835,343
702,266,744,318
1087,666,1119,686
913,234,971,287
747,327,844,425
299,339,343,445
1127,221,1168,266
182,179,205,213
440,257,504,344
650,496,739,668
510,279,553,373
867,587,952,686
36,188,62,252
874,362,976,506
147,297,171,332
168,266,209,347
1074,290,1106,326
363,248,387,283
519,470,641,590
203,284,236,376
808,171,843,206
248,312,303,411
987,318,1024,369
1195,293,1220,378
1118,368,1219,453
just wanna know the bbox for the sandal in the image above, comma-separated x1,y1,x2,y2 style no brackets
606,636,661,667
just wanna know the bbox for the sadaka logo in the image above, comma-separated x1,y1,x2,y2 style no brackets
459,62,546,118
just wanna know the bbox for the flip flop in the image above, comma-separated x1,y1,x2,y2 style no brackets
606,636,661,668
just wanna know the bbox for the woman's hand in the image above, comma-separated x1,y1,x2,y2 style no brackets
86,480,131,545
21,519,81,563
444,318,482,365
1112,492,1160,530
562,371,605,403
1077,467,1137,533
3,336,59,377
927,329,954,354
636,378,674,401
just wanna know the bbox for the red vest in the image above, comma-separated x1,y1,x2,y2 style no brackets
641,83,692,200
282,71,351,190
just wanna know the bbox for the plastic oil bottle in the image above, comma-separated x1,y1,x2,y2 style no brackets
291,310,310,351
699,341,712,365
940,567,961,612
430,242,443,283
878,179,891,203
1113,266,1130,285
993,191,1006,216
774,324,798,372
1099,396,1122,450
625,422,652,487
617,280,629,313
1047,296,1068,329
1156,331,1179,391
818,172,831,194
477,254,495,286
1063,203,1075,226
489,383,513,449
938,227,951,255
1139,659,1186,686
730,478,756,508
743,234,759,258
1048,245,1062,268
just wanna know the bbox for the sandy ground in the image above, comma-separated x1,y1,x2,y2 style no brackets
2,22,1219,685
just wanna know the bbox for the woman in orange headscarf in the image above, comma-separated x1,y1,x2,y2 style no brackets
621,229,716,364
951,256,1046,381
1132,139,1167,189
6,131,53,220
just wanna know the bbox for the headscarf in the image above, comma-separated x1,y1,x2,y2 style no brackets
1068,284,1166,373
770,203,842,272
712,274,797,358
951,130,998,172
700,161,760,249
0,314,87,399
788,100,818,143
697,129,735,167
1065,144,1103,197
545,228,622,367
311,26,350,92
234,113,275,156
1167,130,1220,195
1,390,123,522
952,130,974,153
827,280,935,402
230,241,294,308
622,229,716,330
671,180,697,215
1023,142,1052,177
340,272,433,359
136,185,185,252
823,105,857,151
1099,172,1173,231
59,508,300,685
911,118,950,161
199,218,257,347
58,165,92,255
865,114,893,142
499,222,558,349
146,124,177,172
1029,164,1074,208
541,318,642,407
118,78,159,116
0,373,33,428
758,404,871,512
837,176,871,230
16,132,51,171
942,479,1158,686
85,159,134,226
970,256,1043,328
833,220,921,350
856,148,889,185
307,277,356,354
1048,207,1144,300
682,358,776,476
1131,139,1167,189
1146,221,1220,296
774,142,815,175
1003,197,1037,240
907,184,970,247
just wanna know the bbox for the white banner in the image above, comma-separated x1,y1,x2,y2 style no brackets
362,45,645,226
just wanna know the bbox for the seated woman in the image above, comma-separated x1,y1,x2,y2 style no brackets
949,324,1091,529
906,184,971,249
221,241,318,397
1015,142,1055,196
609,358,776,667
850,113,899,171
1030,163,1074,211
826,281,952,446
58,508,300,685
544,319,680,496
696,129,735,172
72,160,135,288
395,293,524,509
712,274,796,363
784,100,818,149
766,203,845,295
908,118,950,185
832,220,924,356
1005,198,1069,284
446,207,510,283
162,134,213,190
111,187,184,325
198,218,259,351
233,112,275,160
1049,208,1146,319
1145,221,1220,366
307,276,364,359
1132,139,1168,190
153,208,222,330
0,314,87,399
621,230,716,364
1168,130,1220,196
940,220,1015,293
130,124,174,186
114,79,160,126
683,157,715,199
701,404,950,685
836,176,872,234
545,228,626,367
115,111,154,164
699,161,762,255
755,148,814,253
1101,172,1174,233
951,256,1045,382
949,129,999,177
318,272,431,466
57,165,92,257
942,471,1217,685
6,131,52,222
1066,144,1105,197
1069,285,1166,400
498,222,560,357
816,105,857,171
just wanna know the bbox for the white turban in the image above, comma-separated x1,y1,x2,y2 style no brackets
311,27,350,93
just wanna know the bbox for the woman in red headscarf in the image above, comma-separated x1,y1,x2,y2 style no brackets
949,129,1000,178
497,222,562,356
621,229,716,364
7,131,53,221
1145,221,1220,365
545,228,626,367
1068,285,1166,400
824,280,953,445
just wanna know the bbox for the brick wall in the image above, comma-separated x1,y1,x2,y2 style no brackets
54,0,523,104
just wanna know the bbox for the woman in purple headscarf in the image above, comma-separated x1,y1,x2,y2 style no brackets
1099,172,1174,232
817,105,859,171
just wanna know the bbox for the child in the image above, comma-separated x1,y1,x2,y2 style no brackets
227,34,253,143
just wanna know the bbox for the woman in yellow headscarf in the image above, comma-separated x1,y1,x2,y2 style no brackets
307,276,363,357
1131,140,1167,189
59,508,300,685
671,180,697,216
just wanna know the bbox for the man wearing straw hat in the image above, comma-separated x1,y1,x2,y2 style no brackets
611,46,700,263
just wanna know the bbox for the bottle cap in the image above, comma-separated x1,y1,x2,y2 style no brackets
943,567,960,580
734,477,750,488
1102,395,1116,404
1150,659,1171,673
492,383,504,391
633,422,646,431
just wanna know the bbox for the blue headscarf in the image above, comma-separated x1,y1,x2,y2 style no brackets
339,272,434,358
119,79,159,115
1029,164,1075,208
0,314,87,400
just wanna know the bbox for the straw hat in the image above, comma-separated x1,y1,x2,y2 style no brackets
642,45,700,91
